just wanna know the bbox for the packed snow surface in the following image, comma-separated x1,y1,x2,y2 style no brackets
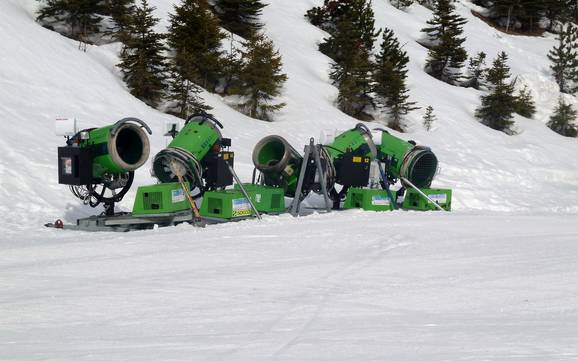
0,0,577,359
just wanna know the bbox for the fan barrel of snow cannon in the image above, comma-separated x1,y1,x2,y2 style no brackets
252,135,303,197
324,123,377,162
153,115,223,187
378,131,438,189
80,118,151,178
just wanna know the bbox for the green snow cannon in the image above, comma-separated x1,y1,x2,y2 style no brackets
58,118,152,183
251,123,377,198
378,131,438,189
252,135,303,197
153,114,224,189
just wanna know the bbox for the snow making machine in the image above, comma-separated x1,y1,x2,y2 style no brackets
47,114,261,231
249,124,452,214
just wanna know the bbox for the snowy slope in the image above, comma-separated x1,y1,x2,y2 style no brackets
1,0,578,359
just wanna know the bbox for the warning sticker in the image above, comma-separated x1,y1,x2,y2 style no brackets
429,193,447,204
371,195,390,206
171,189,185,203
62,157,72,175
232,198,252,217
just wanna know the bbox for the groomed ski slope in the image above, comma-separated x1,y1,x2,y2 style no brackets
0,0,577,360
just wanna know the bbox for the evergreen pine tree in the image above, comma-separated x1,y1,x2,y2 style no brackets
475,52,517,133
489,0,546,33
37,0,104,40
335,47,375,121
390,0,414,11
166,54,212,119
423,105,436,131
547,97,578,137
237,33,287,121
117,0,166,107
514,85,536,118
102,0,136,40
421,0,468,84
212,0,266,38
373,28,417,131
167,0,225,90
548,23,578,94
464,52,487,89
220,33,244,95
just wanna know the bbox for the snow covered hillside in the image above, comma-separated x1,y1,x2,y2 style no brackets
1,0,577,360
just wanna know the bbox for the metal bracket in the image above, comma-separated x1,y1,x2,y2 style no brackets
227,163,262,220
290,138,332,217
111,117,153,136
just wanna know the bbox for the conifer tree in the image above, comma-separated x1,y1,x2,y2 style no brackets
166,54,212,119
212,0,266,38
391,0,414,10
475,52,517,133
548,23,578,94
117,0,166,107
489,0,546,32
335,47,375,121
514,85,536,118
237,33,287,121
37,0,104,40
102,0,135,40
167,0,225,90
423,105,436,131
547,97,578,137
464,52,487,89
373,28,417,131
220,34,244,95
421,0,468,84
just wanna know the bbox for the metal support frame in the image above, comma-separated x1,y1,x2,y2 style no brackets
401,176,447,212
290,138,332,217
227,163,262,220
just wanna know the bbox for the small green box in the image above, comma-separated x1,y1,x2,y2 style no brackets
343,188,395,212
199,190,254,219
402,188,452,211
132,182,192,216
234,184,286,213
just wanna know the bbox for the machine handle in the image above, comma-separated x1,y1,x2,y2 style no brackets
186,112,224,129
111,118,153,136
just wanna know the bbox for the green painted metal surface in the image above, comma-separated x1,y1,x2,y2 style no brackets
167,121,221,160
199,190,254,219
132,182,192,215
325,127,375,162
343,188,395,212
235,184,286,213
402,188,452,211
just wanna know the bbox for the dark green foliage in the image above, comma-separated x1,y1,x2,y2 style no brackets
464,52,487,89
308,0,380,57
475,52,517,133
167,0,225,90
166,54,212,119
514,85,536,118
390,0,414,10
547,97,578,137
219,35,244,95
421,0,468,84
423,105,436,131
548,23,578,94
335,48,375,121
236,33,287,121
36,0,104,40
212,0,266,38
489,0,546,32
117,0,166,107
416,0,436,10
373,28,417,131
102,0,135,40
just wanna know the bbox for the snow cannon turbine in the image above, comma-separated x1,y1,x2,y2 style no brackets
152,113,233,196
377,131,438,189
56,118,152,214
251,123,377,209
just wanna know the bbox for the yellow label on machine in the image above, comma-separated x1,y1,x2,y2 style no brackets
352,156,362,163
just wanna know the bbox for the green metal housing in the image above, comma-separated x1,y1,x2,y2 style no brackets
402,188,452,211
235,184,286,213
81,122,150,178
132,182,192,216
153,119,222,185
199,190,255,219
378,132,438,189
324,126,376,162
343,188,395,212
